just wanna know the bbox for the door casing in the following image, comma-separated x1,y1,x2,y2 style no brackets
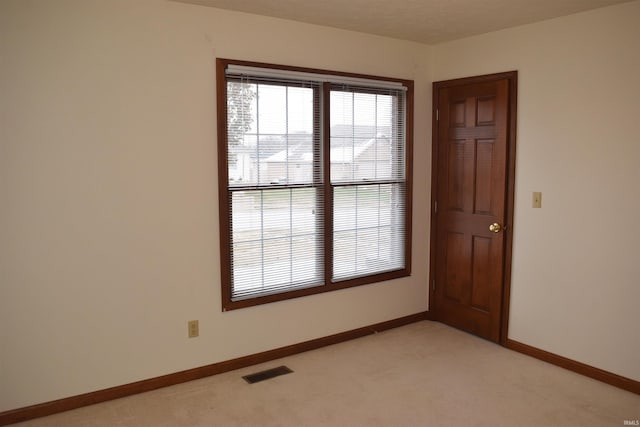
429,71,518,345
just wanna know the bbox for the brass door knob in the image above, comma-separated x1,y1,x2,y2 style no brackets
489,223,503,233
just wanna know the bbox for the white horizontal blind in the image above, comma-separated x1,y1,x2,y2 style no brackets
227,77,324,301
226,65,407,92
230,188,324,300
330,86,407,281
222,62,409,302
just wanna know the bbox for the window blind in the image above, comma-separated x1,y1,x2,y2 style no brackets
227,79,324,301
226,65,408,92
329,86,407,281
219,59,412,308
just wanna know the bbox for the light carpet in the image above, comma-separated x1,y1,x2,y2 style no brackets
14,321,640,426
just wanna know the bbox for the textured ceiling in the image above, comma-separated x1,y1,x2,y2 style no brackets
172,0,631,44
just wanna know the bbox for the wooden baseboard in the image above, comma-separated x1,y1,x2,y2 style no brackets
0,311,428,426
505,339,640,395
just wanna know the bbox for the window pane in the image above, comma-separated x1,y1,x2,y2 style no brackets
292,236,321,283
263,238,291,288
230,188,323,300
258,85,287,135
332,183,405,281
333,186,357,232
333,230,356,278
227,82,257,185
353,92,376,133
288,86,314,134
228,81,317,187
330,90,404,182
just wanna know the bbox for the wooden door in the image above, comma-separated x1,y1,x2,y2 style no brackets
430,72,517,343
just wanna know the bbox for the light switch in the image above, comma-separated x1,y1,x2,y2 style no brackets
532,192,542,208
188,320,199,338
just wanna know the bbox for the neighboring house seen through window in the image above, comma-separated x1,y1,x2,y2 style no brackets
217,59,413,310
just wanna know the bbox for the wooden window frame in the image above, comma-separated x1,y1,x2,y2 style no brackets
217,58,413,311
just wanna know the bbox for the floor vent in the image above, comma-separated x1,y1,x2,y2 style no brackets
242,366,293,384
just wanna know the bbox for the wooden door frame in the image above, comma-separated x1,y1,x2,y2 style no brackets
429,71,518,345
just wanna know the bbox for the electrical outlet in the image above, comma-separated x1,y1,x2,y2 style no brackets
532,192,542,208
188,320,199,338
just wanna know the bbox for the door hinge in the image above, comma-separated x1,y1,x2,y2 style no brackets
436,109,439,121
434,201,438,213
432,279,436,291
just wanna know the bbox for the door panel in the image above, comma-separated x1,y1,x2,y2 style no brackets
471,235,492,311
477,96,496,126
431,73,516,343
444,231,466,302
474,140,494,214
448,140,466,211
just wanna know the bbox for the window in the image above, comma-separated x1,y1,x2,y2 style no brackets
217,59,413,310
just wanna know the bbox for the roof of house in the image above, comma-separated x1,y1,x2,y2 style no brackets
266,136,389,163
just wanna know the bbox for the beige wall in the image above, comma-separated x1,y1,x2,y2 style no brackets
0,0,432,411
1,0,639,414
433,0,640,381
